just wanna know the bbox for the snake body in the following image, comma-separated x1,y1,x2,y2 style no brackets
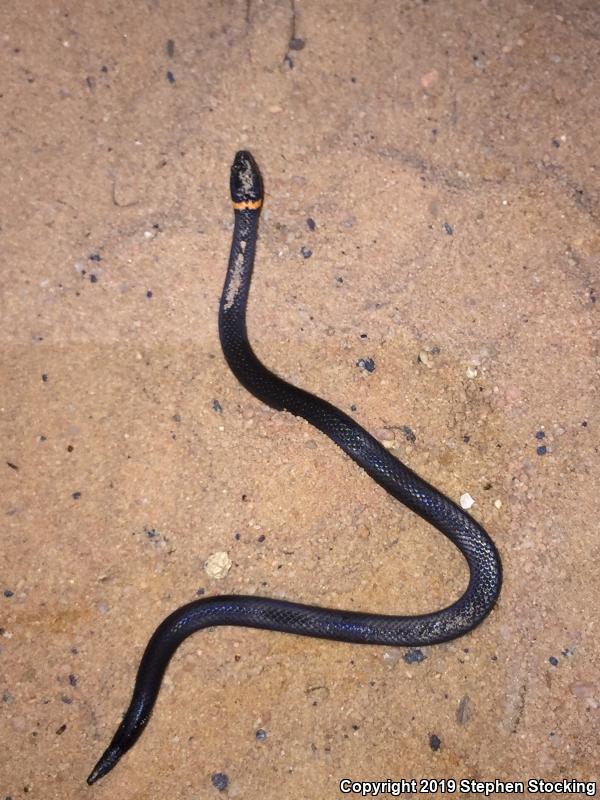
87,151,502,785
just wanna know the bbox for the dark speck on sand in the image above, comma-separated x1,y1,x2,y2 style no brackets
404,648,426,664
357,358,375,373
429,734,441,751
166,70,175,84
211,772,229,791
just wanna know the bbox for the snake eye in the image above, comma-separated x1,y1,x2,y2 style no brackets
231,150,263,204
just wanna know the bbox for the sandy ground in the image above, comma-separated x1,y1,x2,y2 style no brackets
1,1,599,798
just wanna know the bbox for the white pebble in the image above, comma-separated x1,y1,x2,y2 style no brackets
466,365,478,379
460,493,475,510
204,551,232,580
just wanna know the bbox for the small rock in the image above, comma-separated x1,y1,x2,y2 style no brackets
357,358,375,373
429,733,441,751
204,551,232,580
420,69,439,90
418,350,433,367
466,365,478,379
404,649,426,664
460,493,474,510
211,772,229,791
376,428,395,448
456,695,472,724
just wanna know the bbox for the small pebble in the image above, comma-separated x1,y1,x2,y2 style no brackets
418,350,433,367
89,253,101,262
72,491,82,500
42,373,49,382
535,430,545,440
456,695,472,724
212,399,223,413
255,728,267,741
300,246,312,259
90,274,98,283
196,587,205,597
494,499,502,509
3,590,14,598
166,39,175,58
459,493,474,510
429,734,441,751
376,428,395,447
146,290,153,298
289,37,305,50
549,655,558,666
466,365,478,379
204,551,232,580
404,648,426,664
537,445,547,456
211,772,229,791
443,222,454,236
166,70,175,84
306,217,316,231
401,425,416,443
357,358,375,373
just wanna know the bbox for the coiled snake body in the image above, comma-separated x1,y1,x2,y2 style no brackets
87,151,502,784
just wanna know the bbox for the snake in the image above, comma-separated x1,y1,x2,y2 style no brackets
87,151,502,785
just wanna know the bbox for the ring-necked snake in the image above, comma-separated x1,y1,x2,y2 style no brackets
87,151,502,784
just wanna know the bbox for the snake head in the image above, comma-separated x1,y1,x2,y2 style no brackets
230,151,263,206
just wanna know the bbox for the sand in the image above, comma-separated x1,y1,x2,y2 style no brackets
1,1,598,798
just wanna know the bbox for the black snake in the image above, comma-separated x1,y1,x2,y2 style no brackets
87,151,502,784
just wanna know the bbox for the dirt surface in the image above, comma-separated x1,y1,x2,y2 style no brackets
1,1,599,798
